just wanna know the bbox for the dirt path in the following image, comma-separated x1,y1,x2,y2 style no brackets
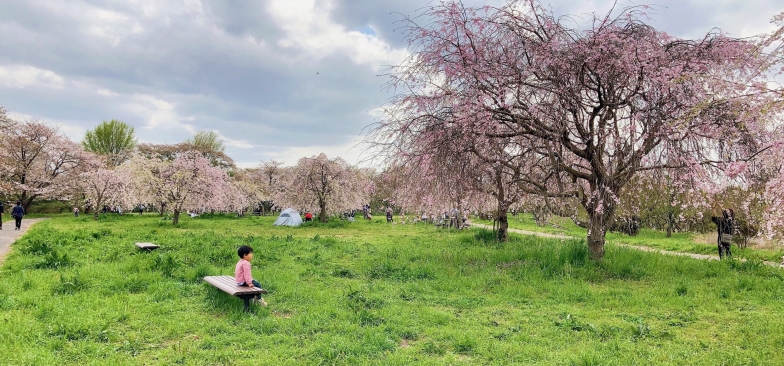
472,223,782,267
0,218,48,264
472,223,572,240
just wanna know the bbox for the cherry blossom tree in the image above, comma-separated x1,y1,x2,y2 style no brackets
0,106,16,197
0,119,100,212
80,168,132,220
753,140,784,240
137,142,236,170
0,106,13,132
375,121,523,239
369,1,784,260
257,160,285,213
220,167,271,216
275,154,372,222
126,152,237,225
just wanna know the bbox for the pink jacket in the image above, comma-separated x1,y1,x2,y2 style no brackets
235,259,253,285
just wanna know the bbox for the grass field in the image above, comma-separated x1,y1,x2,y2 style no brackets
1,214,783,365
478,214,784,263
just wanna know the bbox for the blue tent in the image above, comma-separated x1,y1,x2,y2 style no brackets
273,208,302,226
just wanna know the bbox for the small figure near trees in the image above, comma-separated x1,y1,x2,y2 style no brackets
73,207,79,217
0,201,4,230
363,204,370,220
11,201,24,230
711,209,736,259
386,207,393,223
304,211,313,222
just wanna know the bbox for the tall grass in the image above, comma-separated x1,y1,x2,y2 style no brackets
0,214,782,364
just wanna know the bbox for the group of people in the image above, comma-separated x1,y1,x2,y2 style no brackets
0,201,25,231
412,210,470,229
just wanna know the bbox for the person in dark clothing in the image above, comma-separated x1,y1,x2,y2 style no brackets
0,201,5,230
11,201,25,231
711,208,735,259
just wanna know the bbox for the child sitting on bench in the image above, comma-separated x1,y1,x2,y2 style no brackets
235,245,267,306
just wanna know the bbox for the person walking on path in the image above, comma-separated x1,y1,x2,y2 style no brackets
11,201,24,231
0,201,4,230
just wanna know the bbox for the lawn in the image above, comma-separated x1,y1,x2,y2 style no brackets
478,214,784,263
1,214,783,365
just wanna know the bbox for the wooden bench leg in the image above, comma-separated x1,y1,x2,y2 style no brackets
238,294,255,312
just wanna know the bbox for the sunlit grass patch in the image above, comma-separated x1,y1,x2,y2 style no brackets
0,214,782,364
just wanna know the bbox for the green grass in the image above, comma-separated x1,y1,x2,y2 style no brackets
1,214,783,364
480,214,784,262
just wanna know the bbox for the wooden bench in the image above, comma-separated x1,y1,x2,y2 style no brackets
203,275,268,311
135,242,160,250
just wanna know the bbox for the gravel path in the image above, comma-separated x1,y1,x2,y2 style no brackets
472,223,782,267
0,218,48,264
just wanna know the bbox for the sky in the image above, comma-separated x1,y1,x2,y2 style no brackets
0,0,781,168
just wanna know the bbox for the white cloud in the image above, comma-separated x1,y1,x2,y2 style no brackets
7,112,87,142
1,0,781,170
0,65,65,89
216,131,254,149
266,134,369,166
267,0,407,69
119,94,199,143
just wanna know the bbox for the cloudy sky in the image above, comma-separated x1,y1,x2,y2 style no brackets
0,0,781,168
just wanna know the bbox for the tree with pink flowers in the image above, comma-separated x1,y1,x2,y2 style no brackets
126,152,235,225
80,168,131,220
0,119,100,212
369,1,784,260
275,154,372,222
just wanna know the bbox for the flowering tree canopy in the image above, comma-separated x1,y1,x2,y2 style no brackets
369,1,784,259
80,168,132,220
0,119,100,211
275,153,372,222
137,142,235,170
126,152,235,225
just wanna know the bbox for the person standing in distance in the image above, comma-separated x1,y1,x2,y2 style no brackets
11,201,25,231
0,201,5,230
711,208,736,259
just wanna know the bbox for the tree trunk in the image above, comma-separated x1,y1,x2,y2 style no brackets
666,210,673,238
173,209,180,225
586,200,616,261
93,211,99,220
319,201,327,223
20,193,34,214
587,215,606,261
497,204,508,242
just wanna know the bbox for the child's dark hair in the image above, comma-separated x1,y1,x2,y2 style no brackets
237,245,253,258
